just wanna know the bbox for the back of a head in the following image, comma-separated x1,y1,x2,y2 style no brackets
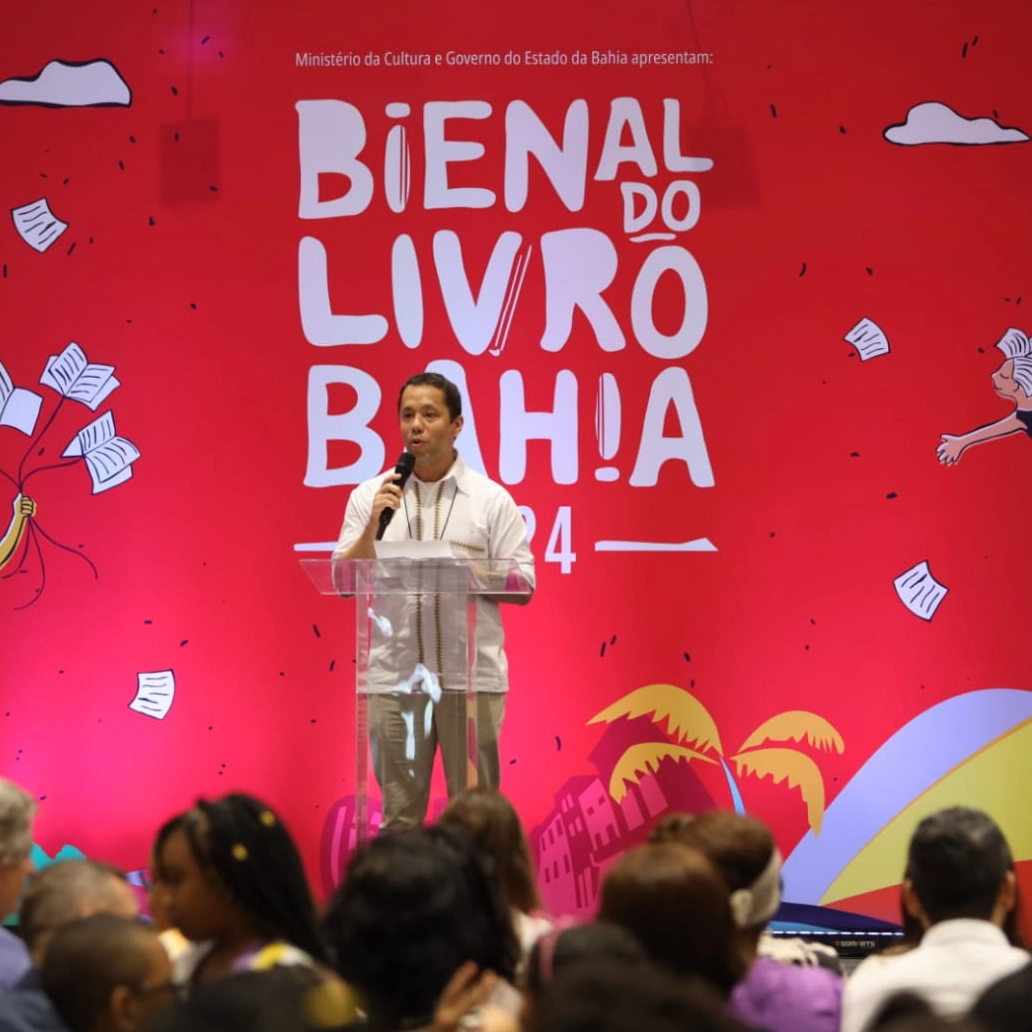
531,959,746,1032
437,786,540,914
19,859,135,961
42,914,164,1032
143,968,347,1032
597,842,745,995
651,811,772,891
871,998,986,1032
906,807,1012,923
972,961,1032,1032
325,827,518,1030
524,922,647,1002
650,810,781,930
184,793,329,964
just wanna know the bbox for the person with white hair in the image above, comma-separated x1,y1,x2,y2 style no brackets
0,779,36,990
938,327,1032,464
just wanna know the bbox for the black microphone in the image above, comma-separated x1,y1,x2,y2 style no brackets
376,451,416,540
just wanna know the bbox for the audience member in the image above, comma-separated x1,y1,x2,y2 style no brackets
869,999,986,1032
596,841,745,996
324,826,520,1032
142,819,188,964
139,966,354,1032
529,958,748,1032
652,810,843,972
0,780,36,990
867,992,935,1031
152,794,331,989
848,890,924,976
41,915,173,1032
18,863,139,974
650,809,842,1032
841,806,1029,1032
437,788,554,954
972,960,1032,1032
0,860,139,1032
521,922,646,1029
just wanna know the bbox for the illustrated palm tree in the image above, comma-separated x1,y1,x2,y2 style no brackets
589,684,844,834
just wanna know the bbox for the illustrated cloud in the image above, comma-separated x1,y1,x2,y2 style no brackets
884,101,1029,146
0,58,131,107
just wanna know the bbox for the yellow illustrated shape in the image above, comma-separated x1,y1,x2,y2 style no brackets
589,684,844,834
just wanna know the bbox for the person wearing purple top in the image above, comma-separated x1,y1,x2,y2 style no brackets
651,810,842,1032
730,953,841,1032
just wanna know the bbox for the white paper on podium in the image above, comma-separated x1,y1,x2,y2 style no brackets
374,539,452,560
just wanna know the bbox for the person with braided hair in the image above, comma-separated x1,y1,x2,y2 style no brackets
151,794,336,996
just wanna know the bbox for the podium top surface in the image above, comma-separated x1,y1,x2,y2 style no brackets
299,556,533,597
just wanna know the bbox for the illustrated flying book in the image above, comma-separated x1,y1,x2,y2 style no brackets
10,198,68,253
129,670,175,720
893,560,948,621
41,342,119,410
844,317,891,361
62,411,141,494
996,327,1029,355
0,362,43,435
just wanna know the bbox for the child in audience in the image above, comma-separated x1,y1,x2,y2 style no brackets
146,816,189,963
152,793,333,991
41,914,175,1032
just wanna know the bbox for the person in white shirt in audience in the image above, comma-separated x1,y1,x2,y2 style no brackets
841,806,1029,1032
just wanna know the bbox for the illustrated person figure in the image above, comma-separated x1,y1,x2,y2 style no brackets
0,495,36,573
334,372,535,830
937,328,1032,464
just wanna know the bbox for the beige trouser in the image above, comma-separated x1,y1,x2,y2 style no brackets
368,691,506,831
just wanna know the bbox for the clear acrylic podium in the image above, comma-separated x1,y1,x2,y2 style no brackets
300,556,532,845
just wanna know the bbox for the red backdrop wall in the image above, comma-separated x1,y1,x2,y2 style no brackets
2,0,1031,930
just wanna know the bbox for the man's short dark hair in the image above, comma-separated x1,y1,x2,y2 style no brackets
905,807,1013,924
397,373,462,422
41,914,160,1032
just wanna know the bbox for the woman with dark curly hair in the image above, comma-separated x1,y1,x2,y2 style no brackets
324,825,521,1032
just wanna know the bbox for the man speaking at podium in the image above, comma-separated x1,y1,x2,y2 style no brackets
333,372,535,830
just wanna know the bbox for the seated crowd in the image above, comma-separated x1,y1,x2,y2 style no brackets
1,775,1030,1032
